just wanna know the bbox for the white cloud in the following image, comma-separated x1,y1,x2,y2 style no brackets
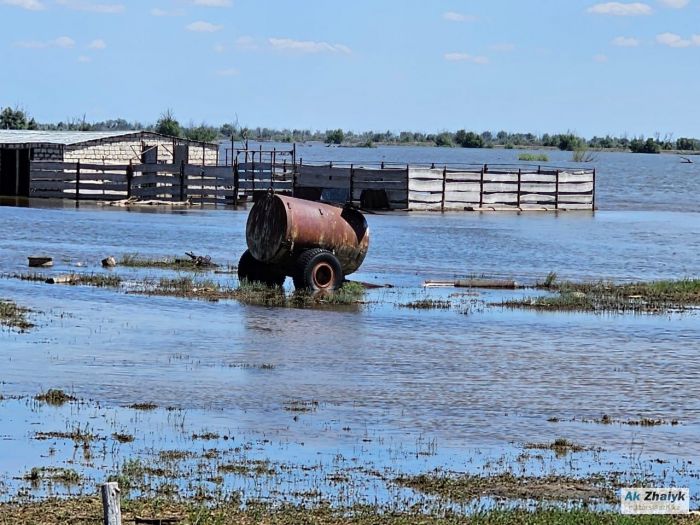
490,42,515,52
56,0,124,13
151,7,184,16
587,2,653,15
186,20,223,32
216,67,239,76
15,35,75,48
656,31,700,47
194,0,231,6
593,54,609,62
1,0,45,10
442,11,477,22
88,38,106,49
444,52,489,64
235,36,257,50
658,0,689,7
78,55,92,62
268,38,351,54
213,43,225,53
612,36,640,47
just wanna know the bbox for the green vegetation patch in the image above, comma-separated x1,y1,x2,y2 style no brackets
35,389,76,406
395,471,615,504
119,253,215,271
4,497,691,525
518,153,549,162
505,279,700,314
0,299,33,331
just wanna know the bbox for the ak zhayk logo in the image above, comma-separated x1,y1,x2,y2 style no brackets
620,488,689,515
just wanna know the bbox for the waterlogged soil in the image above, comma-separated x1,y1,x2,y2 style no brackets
0,203,699,513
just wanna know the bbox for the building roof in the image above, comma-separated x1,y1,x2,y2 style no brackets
0,130,218,147
0,130,140,145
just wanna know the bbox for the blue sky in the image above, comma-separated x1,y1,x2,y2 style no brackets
1,0,699,137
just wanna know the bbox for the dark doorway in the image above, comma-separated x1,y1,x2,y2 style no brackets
174,144,188,165
0,148,31,197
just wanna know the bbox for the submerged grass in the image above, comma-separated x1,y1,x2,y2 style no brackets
395,471,615,504
34,389,76,406
137,277,366,308
504,278,700,314
518,153,549,162
1,497,695,525
119,253,214,271
0,299,33,331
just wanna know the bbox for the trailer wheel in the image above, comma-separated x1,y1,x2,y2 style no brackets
237,250,286,288
293,249,343,292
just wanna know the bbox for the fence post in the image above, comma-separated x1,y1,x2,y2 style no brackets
441,165,447,212
75,160,81,206
251,151,256,193
201,169,205,206
179,160,185,202
350,163,355,205
126,161,133,199
592,168,596,211
233,158,239,206
479,165,485,208
517,168,522,208
101,482,122,525
555,169,560,210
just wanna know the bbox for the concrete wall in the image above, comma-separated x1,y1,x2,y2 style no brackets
63,135,218,165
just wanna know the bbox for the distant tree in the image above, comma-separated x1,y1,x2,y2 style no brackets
677,137,699,151
434,132,454,147
556,133,585,151
455,130,483,148
325,129,344,145
0,106,37,130
184,123,219,143
220,123,237,138
155,109,182,137
629,137,661,154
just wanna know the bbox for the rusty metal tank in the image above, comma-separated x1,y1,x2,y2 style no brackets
245,193,370,276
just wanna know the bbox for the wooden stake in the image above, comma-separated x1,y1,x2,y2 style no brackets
101,482,122,525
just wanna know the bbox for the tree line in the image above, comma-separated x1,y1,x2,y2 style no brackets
2,106,699,153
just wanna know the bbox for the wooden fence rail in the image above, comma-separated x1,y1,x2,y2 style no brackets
28,160,595,211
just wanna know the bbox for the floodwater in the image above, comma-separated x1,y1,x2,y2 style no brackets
1,145,699,507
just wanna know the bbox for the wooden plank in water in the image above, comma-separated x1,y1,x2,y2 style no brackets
408,201,442,211
446,171,482,182
520,193,556,203
482,192,519,204
79,163,131,171
296,173,349,189
559,203,594,210
408,179,443,192
132,163,180,174
30,161,77,171
444,191,480,204
444,181,480,193
31,170,76,181
482,173,518,183
408,191,443,203
520,182,556,194
557,194,593,204
353,180,405,191
520,173,556,183
352,169,406,184
482,182,518,193
559,172,594,183
559,182,594,193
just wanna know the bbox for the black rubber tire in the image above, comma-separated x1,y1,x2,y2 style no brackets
237,250,286,288
293,249,343,292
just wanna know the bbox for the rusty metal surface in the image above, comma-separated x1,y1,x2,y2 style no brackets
246,194,370,275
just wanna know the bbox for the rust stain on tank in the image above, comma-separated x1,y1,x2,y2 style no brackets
246,194,370,276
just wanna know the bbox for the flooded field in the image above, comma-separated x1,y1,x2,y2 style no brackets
1,149,700,516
